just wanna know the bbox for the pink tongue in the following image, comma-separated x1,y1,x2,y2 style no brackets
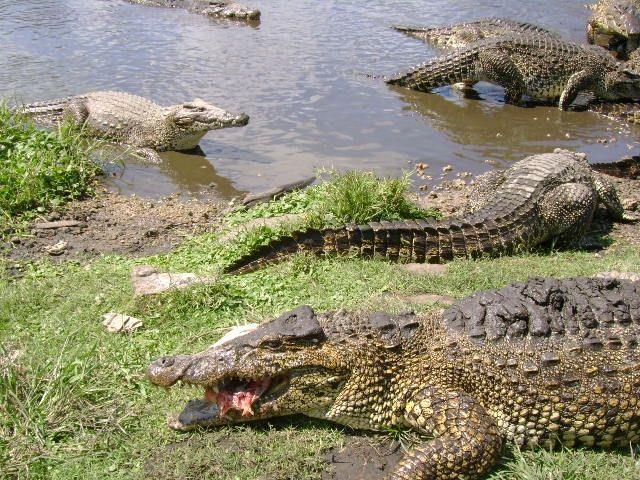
207,379,271,418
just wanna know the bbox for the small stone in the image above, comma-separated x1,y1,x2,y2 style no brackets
401,263,448,275
102,312,142,333
442,165,453,172
43,240,68,256
131,265,216,296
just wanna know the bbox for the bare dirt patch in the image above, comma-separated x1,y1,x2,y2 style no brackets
322,435,402,480
3,188,224,261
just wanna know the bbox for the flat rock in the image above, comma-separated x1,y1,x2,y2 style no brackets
34,220,84,229
594,271,640,282
401,263,448,275
42,240,68,256
102,312,143,333
131,265,215,296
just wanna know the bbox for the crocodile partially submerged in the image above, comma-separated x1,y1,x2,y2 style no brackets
393,18,559,49
148,275,640,479
588,0,640,59
19,91,249,162
222,150,629,274
125,0,260,21
387,34,640,110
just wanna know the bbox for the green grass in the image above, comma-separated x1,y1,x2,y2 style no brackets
1,171,639,479
0,104,100,229
163,170,441,272
1,245,640,479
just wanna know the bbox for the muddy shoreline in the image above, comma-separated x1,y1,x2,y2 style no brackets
4,166,639,264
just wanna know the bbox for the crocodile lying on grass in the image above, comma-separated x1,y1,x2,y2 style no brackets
588,0,640,59
125,0,260,21
393,18,560,49
148,275,640,479
222,150,630,274
386,34,640,110
19,91,249,162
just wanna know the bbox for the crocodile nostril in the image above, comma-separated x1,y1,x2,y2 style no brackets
160,356,175,368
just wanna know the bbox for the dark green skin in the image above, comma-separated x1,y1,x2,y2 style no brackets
224,151,627,274
387,33,640,110
148,276,640,479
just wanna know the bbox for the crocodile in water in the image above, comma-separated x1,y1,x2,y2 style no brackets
393,18,560,49
19,91,249,162
386,34,640,110
223,150,629,274
125,0,260,21
148,275,640,479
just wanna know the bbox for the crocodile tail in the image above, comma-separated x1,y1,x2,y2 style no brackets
223,218,513,274
224,227,329,274
392,24,450,39
18,98,73,116
385,47,479,91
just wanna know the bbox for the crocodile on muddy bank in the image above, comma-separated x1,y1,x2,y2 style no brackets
124,0,260,21
148,275,640,479
19,91,249,162
223,150,632,274
386,34,640,110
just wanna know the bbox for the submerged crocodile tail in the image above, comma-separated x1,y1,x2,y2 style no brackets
386,47,479,91
224,217,523,273
14,98,72,122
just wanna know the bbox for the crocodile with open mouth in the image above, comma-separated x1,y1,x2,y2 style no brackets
148,275,640,479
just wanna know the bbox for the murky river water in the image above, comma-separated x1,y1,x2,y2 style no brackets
1,0,638,200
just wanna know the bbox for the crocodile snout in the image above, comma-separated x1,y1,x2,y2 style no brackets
147,354,192,388
233,113,250,126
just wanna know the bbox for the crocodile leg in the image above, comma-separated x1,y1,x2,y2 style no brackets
539,182,597,245
466,169,506,213
559,70,597,110
593,173,627,220
392,388,502,480
477,50,525,104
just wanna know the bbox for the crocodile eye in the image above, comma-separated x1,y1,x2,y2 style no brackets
260,338,283,349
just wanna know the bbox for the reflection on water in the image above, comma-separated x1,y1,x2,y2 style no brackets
103,149,244,199
1,0,638,199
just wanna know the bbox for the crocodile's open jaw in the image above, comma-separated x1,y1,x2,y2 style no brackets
203,375,289,418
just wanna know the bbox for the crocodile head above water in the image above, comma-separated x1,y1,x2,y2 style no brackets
588,0,640,59
602,67,640,101
166,99,249,150
147,306,356,430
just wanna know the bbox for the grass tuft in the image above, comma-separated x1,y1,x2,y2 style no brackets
164,170,441,272
0,104,100,228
